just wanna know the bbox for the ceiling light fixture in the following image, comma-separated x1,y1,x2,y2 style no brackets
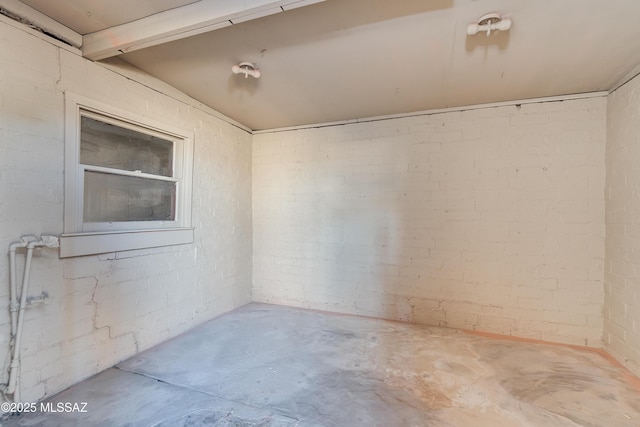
231,62,261,79
467,13,512,37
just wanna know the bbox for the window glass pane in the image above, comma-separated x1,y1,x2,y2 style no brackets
80,115,173,177
84,171,176,222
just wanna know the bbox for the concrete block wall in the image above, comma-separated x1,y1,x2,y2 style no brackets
605,73,640,377
0,18,252,402
253,96,607,347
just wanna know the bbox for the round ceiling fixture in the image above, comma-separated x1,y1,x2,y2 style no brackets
467,13,512,36
231,62,261,79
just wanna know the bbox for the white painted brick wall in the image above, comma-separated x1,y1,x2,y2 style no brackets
0,19,252,403
253,97,607,347
604,73,640,378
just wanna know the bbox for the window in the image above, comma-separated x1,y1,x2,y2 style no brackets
60,93,194,258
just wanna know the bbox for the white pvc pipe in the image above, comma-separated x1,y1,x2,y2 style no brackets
5,236,59,402
7,242,25,338
5,243,36,402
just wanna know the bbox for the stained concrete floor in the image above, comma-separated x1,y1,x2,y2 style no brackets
3,303,640,426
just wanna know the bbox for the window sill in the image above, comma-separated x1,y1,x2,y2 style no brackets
59,228,194,258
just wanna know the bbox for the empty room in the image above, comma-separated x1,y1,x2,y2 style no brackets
2,0,640,425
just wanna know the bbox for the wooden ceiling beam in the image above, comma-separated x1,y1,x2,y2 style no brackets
0,0,82,47
82,0,325,61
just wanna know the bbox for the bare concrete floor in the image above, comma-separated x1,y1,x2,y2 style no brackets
3,303,640,426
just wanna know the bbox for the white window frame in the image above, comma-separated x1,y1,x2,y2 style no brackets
60,92,194,258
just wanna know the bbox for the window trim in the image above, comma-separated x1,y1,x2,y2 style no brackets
61,92,194,258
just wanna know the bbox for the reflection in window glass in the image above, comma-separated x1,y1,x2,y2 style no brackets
80,116,174,177
83,171,176,222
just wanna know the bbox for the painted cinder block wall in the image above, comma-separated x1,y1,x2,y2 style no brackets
253,96,607,347
0,18,253,402
605,73,640,378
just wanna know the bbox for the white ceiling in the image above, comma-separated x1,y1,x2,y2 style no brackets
13,0,640,130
